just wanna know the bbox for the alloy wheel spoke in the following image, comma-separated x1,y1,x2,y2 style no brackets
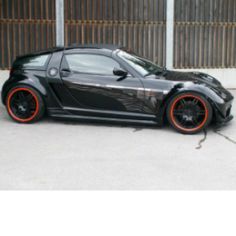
10,90,37,120
12,100,20,107
173,109,184,116
18,91,25,101
173,96,206,130
197,110,205,116
25,108,33,117
25,94,33,102
192,117,199,126
180,99,186,106
192,98,199,105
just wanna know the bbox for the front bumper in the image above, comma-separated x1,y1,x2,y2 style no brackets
214,101,234,126
216,114,234,126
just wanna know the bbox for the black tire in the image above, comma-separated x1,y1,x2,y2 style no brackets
6,85,45,123
167,92,213,134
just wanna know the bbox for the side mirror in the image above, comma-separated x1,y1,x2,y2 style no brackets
113,68,128,81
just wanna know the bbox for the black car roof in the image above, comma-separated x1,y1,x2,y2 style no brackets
66,44,122,51
16,44,123,60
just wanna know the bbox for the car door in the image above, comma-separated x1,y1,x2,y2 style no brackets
60,52,146,116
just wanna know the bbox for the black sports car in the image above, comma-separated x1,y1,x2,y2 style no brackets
1,44,234,134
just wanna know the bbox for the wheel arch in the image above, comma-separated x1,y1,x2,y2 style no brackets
2,79,47,106
5,83,46,123
160,85,219,123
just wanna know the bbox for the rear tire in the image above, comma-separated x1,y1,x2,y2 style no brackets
167,93,213,134
6,85,45,123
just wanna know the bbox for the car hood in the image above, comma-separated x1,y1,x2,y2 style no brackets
163,70,222,88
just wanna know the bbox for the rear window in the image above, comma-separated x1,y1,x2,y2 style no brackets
14,54,50,69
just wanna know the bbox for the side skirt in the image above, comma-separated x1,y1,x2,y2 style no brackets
47,107,160,125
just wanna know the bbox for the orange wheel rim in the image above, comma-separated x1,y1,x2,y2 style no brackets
170,94,208,132
7,88,39,122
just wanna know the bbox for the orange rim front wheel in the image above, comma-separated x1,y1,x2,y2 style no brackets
168,94,212,133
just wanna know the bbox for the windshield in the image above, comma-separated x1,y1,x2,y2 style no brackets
117,50,164,77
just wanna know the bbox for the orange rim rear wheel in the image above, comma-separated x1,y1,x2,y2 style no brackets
7,88,39,123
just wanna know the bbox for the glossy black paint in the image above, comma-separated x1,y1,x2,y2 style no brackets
1,45,234,126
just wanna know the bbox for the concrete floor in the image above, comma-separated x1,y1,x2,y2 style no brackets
0,76,236,189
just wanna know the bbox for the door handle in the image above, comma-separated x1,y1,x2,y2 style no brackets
60,68,71,77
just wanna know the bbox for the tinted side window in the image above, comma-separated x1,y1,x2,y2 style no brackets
14,54,49,68
65,54,120,75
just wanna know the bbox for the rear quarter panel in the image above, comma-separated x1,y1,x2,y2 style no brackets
1,70,56,107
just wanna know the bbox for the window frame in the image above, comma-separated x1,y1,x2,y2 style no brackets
61,53,123,76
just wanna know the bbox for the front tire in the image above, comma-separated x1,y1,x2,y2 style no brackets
6,86,45,123
167,93,213,134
